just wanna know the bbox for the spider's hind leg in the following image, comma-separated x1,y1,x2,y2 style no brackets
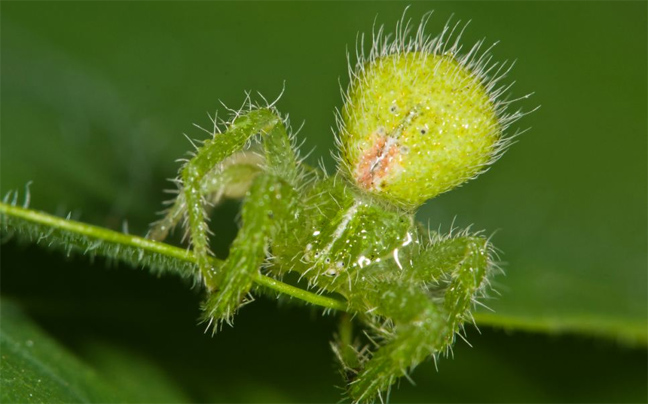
416,234,496,328
348,234,495,403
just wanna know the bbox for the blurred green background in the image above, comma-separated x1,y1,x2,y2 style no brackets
1,2,646,402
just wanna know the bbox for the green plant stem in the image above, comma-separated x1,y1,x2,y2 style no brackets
0,202,347,312
3,202,646,344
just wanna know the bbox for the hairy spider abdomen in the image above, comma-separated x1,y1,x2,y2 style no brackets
341,52,502,208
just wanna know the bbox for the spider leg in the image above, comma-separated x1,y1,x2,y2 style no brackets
346,282,441,403
148,192,187,242
348,235,493,403
151,108,299,289
148,152,264,242
201,151,265,205
201,172,299,327
415,234,494,325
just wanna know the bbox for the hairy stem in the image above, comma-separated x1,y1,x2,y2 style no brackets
0,202,347,312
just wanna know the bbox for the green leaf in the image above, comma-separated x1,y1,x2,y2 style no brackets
416,2,648,345
0,299,189,403
1,0,645,387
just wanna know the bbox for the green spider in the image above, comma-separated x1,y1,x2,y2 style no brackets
149,13,526,403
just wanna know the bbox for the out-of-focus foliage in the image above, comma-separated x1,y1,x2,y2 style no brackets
0,299,189,403
1,2,646,403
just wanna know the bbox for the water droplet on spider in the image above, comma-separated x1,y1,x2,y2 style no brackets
324,268,338,276
357,256,371,268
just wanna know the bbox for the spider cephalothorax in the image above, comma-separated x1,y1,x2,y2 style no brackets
150,12,527,403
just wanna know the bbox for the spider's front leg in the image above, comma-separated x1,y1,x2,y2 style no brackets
202,172,300,326
150,108,299,303
348,234,494,403
148,156,263,242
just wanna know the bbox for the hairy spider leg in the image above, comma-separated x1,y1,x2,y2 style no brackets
177,108,299,288
347,235,492,403
149,161,263,242
149,192,188,242
201,172,300,327
201,161,265,205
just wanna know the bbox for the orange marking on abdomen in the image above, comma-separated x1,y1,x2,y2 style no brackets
355,134,400,190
